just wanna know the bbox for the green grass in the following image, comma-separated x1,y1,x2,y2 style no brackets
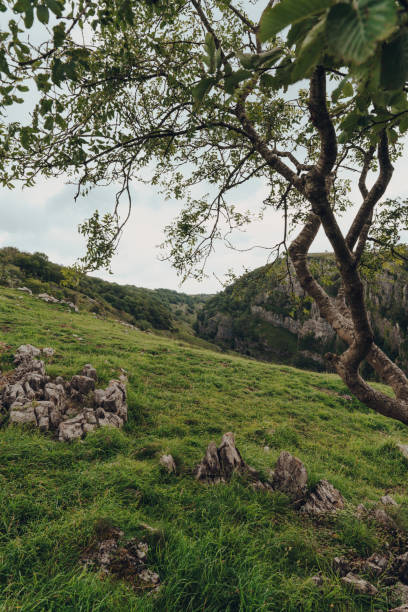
0,287,407,611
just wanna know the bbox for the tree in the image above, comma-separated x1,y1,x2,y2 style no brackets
3,0,408,424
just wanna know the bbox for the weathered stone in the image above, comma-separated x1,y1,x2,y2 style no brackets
301,480,344,515
356,503,367,518
42,347,55,358
38,293,59,303
270,451,308,500
341,573,378,596
333,556,352,577
81,526,160,591
14,344,41,363
372,507,397,529
3,345,127,442
70,375,95,395
363,553,388,577
81,364,97,380
311,575,324,587
196,432,257,484
9,403,37,425
391,581,408,607
381,495,398,506
160,454,177,474
58,418,85,442
397,444,408,459
17,287,32,295
395,553,408,584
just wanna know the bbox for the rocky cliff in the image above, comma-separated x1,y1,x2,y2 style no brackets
195,255,408,374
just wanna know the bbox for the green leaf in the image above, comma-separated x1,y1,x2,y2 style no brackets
291,18,325,81
23,5,34,28
37,4,49,24
44,115,54,130
53,23,66,48
192,76,215,103
0,49,11,76
398,114,408,133
13,0,30,13
259,0,332,42
381,32,408,91
326,0,397,65
224,69,251,94
45,0,63,17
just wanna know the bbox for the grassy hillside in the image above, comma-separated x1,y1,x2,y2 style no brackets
0,287,408,611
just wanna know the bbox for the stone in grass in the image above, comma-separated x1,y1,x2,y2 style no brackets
363,553,388,577
341,573,378,596
391,581,408,606
397,444,408,460
196,432,261,485
333,556,352,577
300,480,345,515
81,524,160,592
381,495,398,506
270,451,308,501
160,454,177,474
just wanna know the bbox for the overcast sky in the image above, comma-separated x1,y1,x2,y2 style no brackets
1,2,408,294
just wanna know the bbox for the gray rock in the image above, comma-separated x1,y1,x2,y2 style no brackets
38,293,59,304
196,432,260,485
42,347,55,358
333,556,352,577
270,451,308,500
160,454,177,474
58,418,85,442
372,507,397,529
311,575,324,587
381,495,398,506
9,403,37,425
17,287,32,295
341,572,378,596
397,444,408,459
301,480,344,515
363,553,388,577
81,364,97,381
391,581,408,606
14,344,41,363
70,375,95,395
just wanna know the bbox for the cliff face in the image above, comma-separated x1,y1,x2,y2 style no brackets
195,256,408,373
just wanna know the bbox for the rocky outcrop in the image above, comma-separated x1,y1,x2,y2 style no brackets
1,345,127,441
160,454,177,474
195,435,344,514
37,293,79,312
81,525,160,592
196,257,408,372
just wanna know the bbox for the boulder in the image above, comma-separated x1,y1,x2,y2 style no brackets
363,553,388,577
81,364,97,381
381,495,398,506
14,344,41,363
9,403,37,425
341,573,378,596
270,451,308,500
70,375,95,395
17,287,32,295
38,293,59,304
42,347,55,358
300,480,344,515
160,454,177,474
397,444,408,459
196,432,260,484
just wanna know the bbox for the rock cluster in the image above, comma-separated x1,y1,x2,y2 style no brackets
38,293,79,312
1,344,127,441
81,525,160,592
195,433,344,515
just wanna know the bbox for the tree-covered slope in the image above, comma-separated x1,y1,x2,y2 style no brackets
0,246,210,334
196,255,408,374
1,287,408,610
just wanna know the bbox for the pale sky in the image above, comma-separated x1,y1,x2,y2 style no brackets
1,2,407,294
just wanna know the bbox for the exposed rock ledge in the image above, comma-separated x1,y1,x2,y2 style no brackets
0,344,127,441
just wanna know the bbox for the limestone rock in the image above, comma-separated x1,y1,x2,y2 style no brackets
381,495,398,506
372,507,397,529
160,454,177,474
270,451,308,500
391,582,408,607
301,480,344,515
81,525,160,591
70,375,95,395
341,573,378,596
196,432,260,484
38,293,59,304
363,553,388,577
81,364,97,381
397,444,408,459
17,287,32,295
42,347,55,358
2,345,128,442
333,556,352,577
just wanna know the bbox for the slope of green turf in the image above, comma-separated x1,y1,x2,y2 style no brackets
0,287,407,611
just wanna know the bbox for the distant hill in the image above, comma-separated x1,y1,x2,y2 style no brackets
196,254,408,375
0,246,211,337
